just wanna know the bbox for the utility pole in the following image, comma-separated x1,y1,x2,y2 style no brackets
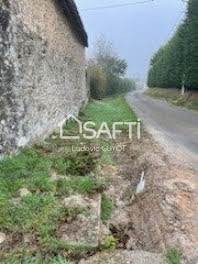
181,74,186,95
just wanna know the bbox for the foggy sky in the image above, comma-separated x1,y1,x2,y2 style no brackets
75,0,187,81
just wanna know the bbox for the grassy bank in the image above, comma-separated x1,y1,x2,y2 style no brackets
145,88,198,111
83,96,137,129
0,96,136,263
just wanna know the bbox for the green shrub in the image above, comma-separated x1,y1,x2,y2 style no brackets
118,78,136,94
89,66,107,99
88,66,136,99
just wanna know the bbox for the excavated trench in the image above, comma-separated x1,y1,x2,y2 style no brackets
98,132,198,263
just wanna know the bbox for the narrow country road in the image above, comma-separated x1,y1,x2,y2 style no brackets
127,92,198,171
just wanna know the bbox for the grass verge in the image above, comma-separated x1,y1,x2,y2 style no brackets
145,88,198,111
83,96,137,130
0,96,137,263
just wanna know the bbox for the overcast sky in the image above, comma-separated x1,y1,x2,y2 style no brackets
75,0,187,81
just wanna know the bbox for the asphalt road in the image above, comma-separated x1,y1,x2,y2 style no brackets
127,92,198,171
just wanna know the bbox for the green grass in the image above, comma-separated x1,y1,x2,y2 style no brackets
145,88,198,111
0,147,101,261
101,195,114,222
50,151,96,176
56,176,105,195
82,96,137,165
51,257,71,264
40,237,94,255
83,96,137,130
1,256,72,264
165,248,181,264
100,235,117,251
0,96,136,263
2,256,72,264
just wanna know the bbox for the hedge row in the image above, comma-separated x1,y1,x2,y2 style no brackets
148,0,198,90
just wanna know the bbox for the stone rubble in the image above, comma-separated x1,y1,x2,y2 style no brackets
0,232,6,244
18,188,32,197
98,221,111,244
58,194,101,247
79,250,165,264
11,197,22,208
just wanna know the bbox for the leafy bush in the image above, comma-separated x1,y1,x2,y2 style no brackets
88,66,107,99
88,35,136,99
118,78,136,94
89,67,136,99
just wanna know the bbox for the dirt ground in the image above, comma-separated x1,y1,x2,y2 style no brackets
100,132,198,263
1,131,198,263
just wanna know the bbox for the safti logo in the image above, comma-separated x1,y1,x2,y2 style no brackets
58,114,83,140
58,114,141,140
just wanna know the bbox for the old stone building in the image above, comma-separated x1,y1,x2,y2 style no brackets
0,0,88,157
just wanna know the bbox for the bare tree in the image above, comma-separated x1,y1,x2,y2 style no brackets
93,35,127,77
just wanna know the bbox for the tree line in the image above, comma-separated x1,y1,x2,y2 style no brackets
88,36,136,99
148,0,198,90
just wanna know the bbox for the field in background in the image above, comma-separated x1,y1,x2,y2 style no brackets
145,88,198,111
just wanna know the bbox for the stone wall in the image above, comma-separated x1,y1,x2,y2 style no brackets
0,0,88,157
